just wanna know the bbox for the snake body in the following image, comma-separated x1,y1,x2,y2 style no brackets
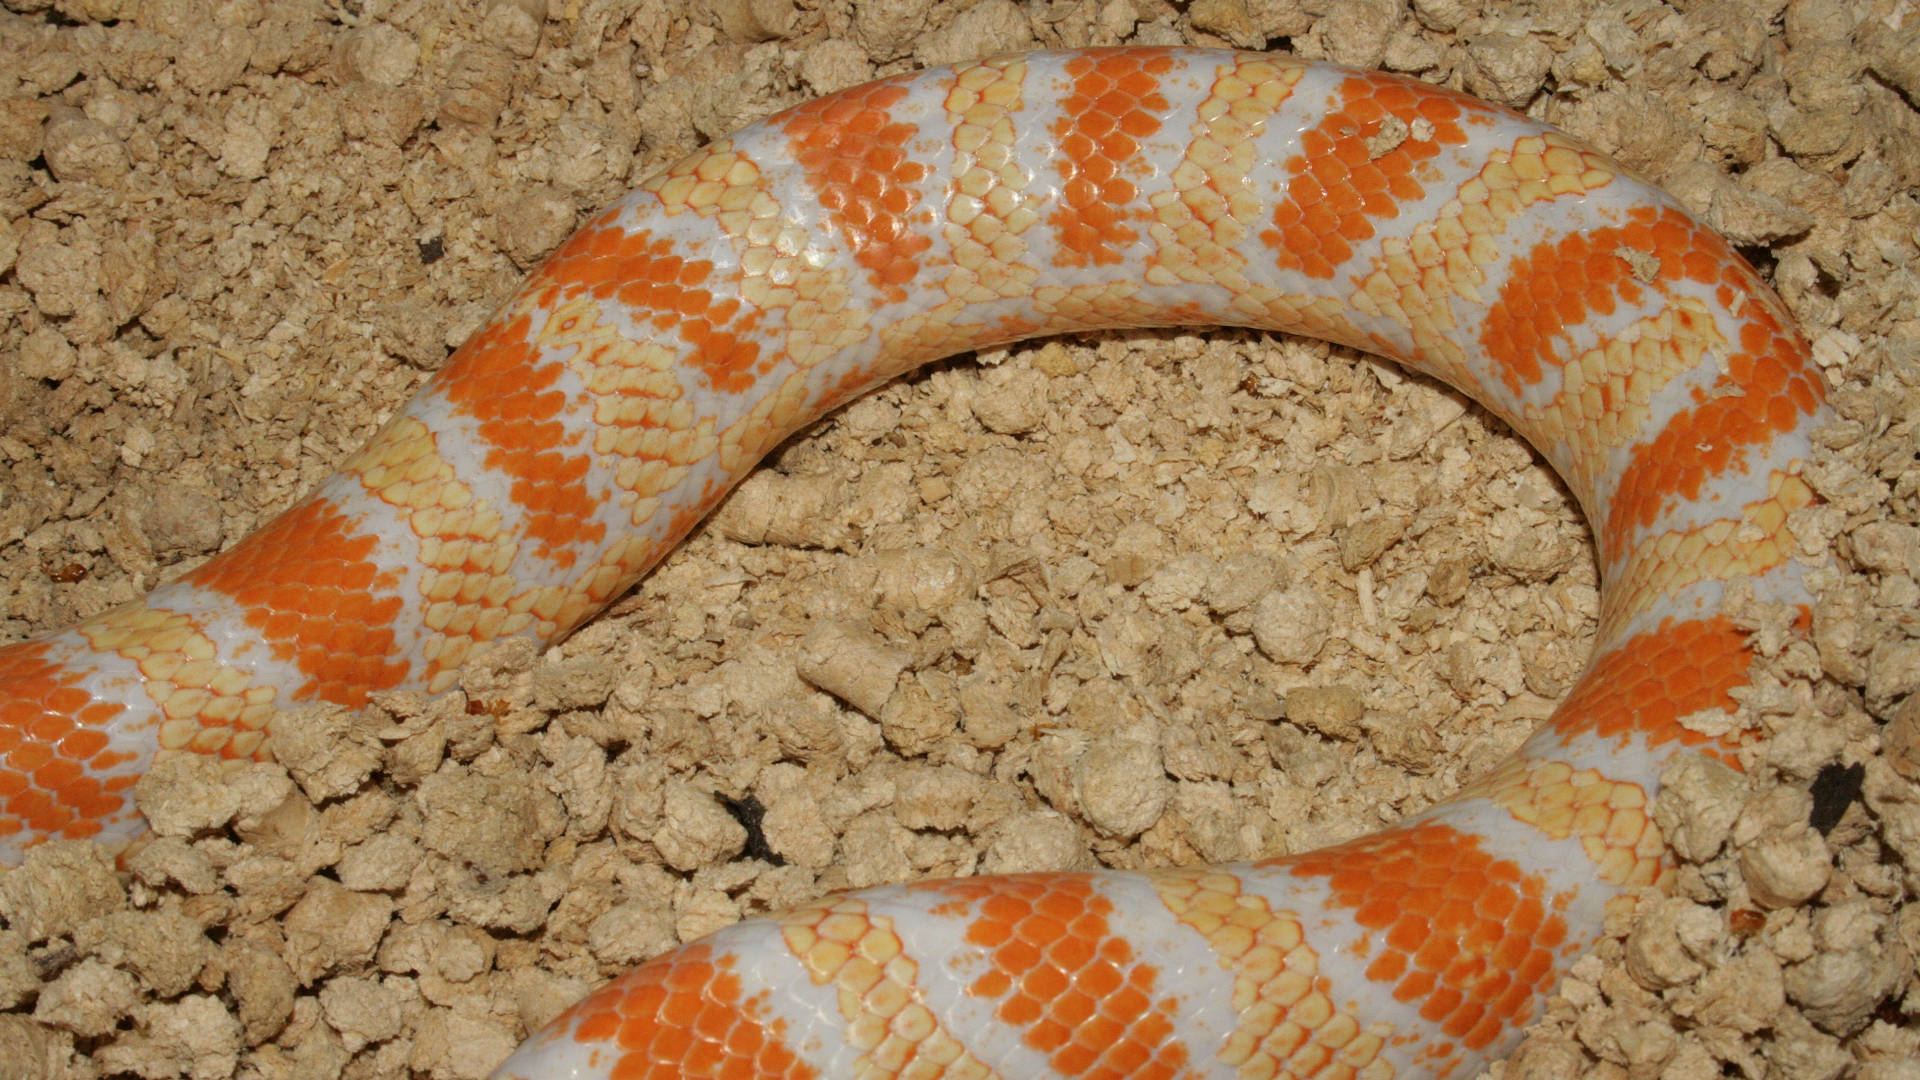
0,49,1825,1079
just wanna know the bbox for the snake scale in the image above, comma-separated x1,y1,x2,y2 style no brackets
0,48,1827,1080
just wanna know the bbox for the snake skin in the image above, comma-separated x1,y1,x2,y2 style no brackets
0,49,1825,1080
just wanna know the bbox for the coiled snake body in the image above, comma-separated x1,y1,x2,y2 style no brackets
0,49,1826,1079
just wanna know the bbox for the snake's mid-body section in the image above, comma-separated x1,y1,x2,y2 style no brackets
0,49,1824,1079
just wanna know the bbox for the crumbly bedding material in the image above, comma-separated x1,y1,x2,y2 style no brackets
0,0,1916,1078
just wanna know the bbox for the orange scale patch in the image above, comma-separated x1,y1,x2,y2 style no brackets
1047,49,1176,268
32,757,83,790
1544,614,1756,753
782,895,1007,1080
3,790,65,837
1281,820,1572,1052
437,307,610,566
777,77,931,302
0,640,142,843
42,686,90,715
57,726,111,761
25,711,75,745
1479,215,1653,394
59,777,118,821
8,739,54,775
551,944,813,1080
569,230,765,395
181,497,409,706
1264,71,1471,279
927,874,1189,1080
680,326,766,395
1151,866,1396,1079
1603,318,1821,553
538,215,638,289
1477,202,1823,555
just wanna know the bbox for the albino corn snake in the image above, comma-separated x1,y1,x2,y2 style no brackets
0,48,1830,1080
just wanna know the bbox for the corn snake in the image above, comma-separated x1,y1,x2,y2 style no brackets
0,47,1828,1079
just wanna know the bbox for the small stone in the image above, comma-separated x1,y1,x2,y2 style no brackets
971,367,1048,435
711,0,799,41
225,942,296,1044
319,976,406,1051
586,900,676,968
0,95,49,162
893,766,984,832
878,672,961,756
417,768,551,876
1286,685,1365,741
1251,586,1331,665
1786,946,1905,1035
797,620,910,720
481,0,546,56
438,44,517,128
333,24,420,87
32,958,137,1038
1741,823,1832,909
531,656,616,712
653,782,746,872
1463,31,1553,107
1315,0,1401,68
0,840,124,942
981,811,1092,874
1189,0,1265,48
496,186,577,270
281,880,393,983
1073,737,1170,838
75,909,212,997
41,109,129,186
1338,513,1405,571
1654,754,1745,863
15,324,76,381
1624,896,1717,990
408,1008,519,1080
175,26,253,95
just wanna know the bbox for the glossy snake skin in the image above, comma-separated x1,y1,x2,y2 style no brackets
0,49,1825,1080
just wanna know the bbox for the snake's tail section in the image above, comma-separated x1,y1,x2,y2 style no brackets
0,48,1825,1080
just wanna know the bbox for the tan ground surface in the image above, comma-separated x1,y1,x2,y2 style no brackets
0,0,1915,1077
